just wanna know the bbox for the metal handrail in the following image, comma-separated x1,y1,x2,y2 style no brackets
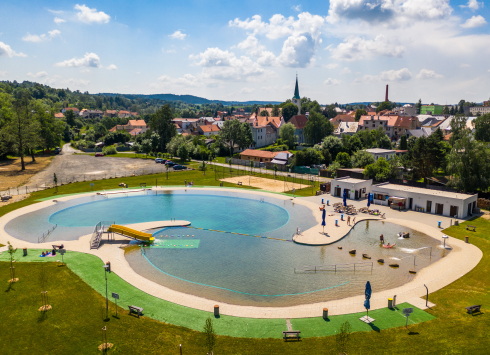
294,261,373,273
38,224,58,243
89,221,115,249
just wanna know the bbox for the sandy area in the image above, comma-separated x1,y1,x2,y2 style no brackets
221,175,305,193
0,194,30,205
0,157,53,191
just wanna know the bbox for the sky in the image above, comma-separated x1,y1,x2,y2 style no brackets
0,0,489,104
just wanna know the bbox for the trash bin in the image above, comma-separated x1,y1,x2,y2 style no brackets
327,200,329,206
438,221,442,228
214,305,219,317
321,198,324,204
335,219,338,226
388,298,393,309
465,236,469,244
23,248,27,257
341,214,344,220
323,308,328,319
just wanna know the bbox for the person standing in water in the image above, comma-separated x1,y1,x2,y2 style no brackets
380,234,384,243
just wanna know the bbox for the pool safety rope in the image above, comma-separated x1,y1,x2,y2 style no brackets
141,245,349,297
180,225,293,242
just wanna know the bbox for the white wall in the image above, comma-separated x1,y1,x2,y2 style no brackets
330,178,373,200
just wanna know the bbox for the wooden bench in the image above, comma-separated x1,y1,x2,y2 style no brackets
283,331,301,341
466,225,476,232
128,305,144,318
466,305,482,314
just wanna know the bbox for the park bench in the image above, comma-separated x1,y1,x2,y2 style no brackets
466,305,482,314
282,331,301,341
128,305,144,318
466,225,476,232
237,182,242,186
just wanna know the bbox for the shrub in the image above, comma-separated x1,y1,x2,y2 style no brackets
102,146,117,155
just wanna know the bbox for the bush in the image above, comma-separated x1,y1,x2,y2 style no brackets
102,146,117,155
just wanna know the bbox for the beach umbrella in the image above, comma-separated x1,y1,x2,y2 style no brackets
322,208,326,234
343,189,347,207
367,193,371,207
364,281,372,317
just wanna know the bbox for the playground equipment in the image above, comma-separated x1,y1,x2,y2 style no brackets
107,225,154,242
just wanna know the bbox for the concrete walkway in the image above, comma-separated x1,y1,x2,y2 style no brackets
0,187,482,319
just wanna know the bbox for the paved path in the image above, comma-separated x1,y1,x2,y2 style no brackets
0,187,482,319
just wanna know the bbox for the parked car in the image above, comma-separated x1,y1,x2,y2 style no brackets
165,161,176,166
155,158,164,163
173,165,187,170
54,147,61,155
95,152,104,157
258,162,266,168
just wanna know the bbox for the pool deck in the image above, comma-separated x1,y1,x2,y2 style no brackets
0,187,482,319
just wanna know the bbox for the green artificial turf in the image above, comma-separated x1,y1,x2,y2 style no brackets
0,248,435,340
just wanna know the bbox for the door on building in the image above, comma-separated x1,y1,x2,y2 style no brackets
435,203,444,215
335,187,341,197
409,198,413,210
450,205,458,217
355,190,359,200
468,203,472,215
426,201,432,213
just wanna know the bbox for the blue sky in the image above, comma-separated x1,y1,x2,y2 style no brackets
1,0,489,104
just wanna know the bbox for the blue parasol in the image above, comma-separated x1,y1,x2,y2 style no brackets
343,189,347,207
364,281,372,316
322,208,326,234
367,193,371,207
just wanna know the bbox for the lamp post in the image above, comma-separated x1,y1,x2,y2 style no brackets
103,263,111,319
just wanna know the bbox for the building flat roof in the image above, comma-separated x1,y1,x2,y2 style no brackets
373,183,476,200
333,178,369,184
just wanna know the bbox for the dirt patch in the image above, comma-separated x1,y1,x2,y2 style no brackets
221,175,304,193
0,157,53,191
0,193,30,205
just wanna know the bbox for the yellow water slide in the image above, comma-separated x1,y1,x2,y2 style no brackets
107,225,154,242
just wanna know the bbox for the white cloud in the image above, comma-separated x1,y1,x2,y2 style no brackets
22,29,60,42
75,4,110,24
48,9,64,14
0,42,27,57
460,63,471,67
331,35,405,61
169,30,186,40
236,36,277,66
0,71,8,76
80,68,91,73
460,0,482,10
239,87,254,94
55,52,101,67
327,0,453,26
157,74,199,87
162,47,177,53
190,47,267,81
340,67,351,74
416,69,443,79
325,63,339,69
324,78,341,85
106,64,117,70
460,15,487,29
380,68,412,81
54,17,66,24
27,71,48,78
292,5,302,12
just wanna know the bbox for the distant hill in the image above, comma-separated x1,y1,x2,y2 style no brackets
99,93,281,106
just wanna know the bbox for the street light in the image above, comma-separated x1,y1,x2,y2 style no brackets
103,262,111,319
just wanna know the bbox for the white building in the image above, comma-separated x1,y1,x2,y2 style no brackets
371,183,478,218
330,177,373,200
365,148,396,161
470,106,490,115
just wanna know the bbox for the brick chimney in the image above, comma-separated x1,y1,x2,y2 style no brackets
385,85,389,102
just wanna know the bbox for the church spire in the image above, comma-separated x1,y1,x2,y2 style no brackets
293,74,300,100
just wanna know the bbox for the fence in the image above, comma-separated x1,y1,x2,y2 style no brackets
293,166,320,175
294,262,373,274
225,157,288,171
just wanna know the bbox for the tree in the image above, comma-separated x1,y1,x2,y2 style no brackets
140,139,152,157
149,104,177,151
443,105,450,115
399,135,408,150
177,142,189,162
33,101,64,153
410,133,448,180
279,122,297,149
304,112,334,144
65,109,76,127
320,146,332,166
321,135,343,160
293,148,322,166
259,110,269,117
327,161,341,178
103,131,131,145
364,157,392,181
219,119,253,156
203,317,216,355
376,101,392,113
415,99,422,114
351,150,375,168
335,152,352,168
281,102,299,122
447,136,490,192
473,113,490,142
450,115,470,146
150,132,161,151
271,106,281,117
407,136,417,150
336,321,352,355
355,109,367,121
7,241,18,283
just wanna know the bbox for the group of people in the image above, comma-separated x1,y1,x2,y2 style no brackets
40,244,63,257
184,180,194,187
